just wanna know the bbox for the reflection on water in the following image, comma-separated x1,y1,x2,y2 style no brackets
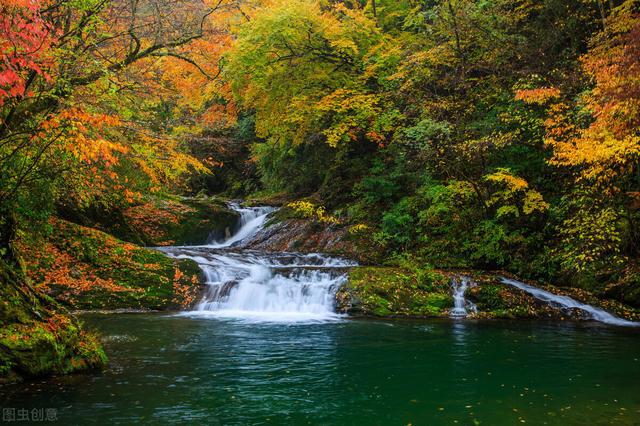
1,315,639,426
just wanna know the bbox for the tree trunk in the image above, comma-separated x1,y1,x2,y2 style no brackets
0,208,18,266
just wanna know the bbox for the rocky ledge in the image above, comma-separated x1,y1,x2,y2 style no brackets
17,218,204,311
336,267,640,322
242,212,381,264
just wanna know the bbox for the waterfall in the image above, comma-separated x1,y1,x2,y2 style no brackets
500,277,639,327
159,203,637,326
450,276,477,318
207,203,276,248
160,204,355,322
196,265,347,320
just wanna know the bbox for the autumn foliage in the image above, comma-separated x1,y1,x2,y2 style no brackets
17,218,202,310
546,6,640,187
0,0,56,104
216,0,640,298
1,0,640,334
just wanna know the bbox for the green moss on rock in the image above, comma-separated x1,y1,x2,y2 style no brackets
20,219,203,311
119,196,239,246
58,195,238,247
336,267,453,317
0,259,107,384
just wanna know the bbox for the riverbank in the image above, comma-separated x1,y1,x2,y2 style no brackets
335,267,640,322
17,218,204,311
0,196,237,383
0,259,107,384
240,202,640,323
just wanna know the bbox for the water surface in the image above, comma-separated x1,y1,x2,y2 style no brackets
2,314,639,425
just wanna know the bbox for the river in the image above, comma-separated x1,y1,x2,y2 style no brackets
2,316,639,425
1,205,639,425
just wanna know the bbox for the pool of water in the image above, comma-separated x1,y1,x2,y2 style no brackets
2,314,639,425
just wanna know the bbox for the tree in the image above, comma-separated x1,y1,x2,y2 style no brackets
0,0,237,260
226,0,391,147
543,0,640,274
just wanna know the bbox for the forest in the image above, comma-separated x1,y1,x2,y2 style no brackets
1,0,640,422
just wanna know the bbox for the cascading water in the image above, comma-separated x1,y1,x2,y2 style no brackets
500,277,639,327
449,276,477,318
207,203,276,248
158,204,637,326
160,204,356,322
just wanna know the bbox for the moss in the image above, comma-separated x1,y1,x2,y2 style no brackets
469,283,509,311
466,275,588,320
19,219,203,311
0,259,107,384
119,196,239,246
57,195,239,247
0,318,107,379
466,279,547,319
337,266,453,317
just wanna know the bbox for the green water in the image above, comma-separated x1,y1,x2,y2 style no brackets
2,314,639,425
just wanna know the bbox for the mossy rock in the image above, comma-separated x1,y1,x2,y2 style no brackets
0,259,107,384
0,316,107,381
57,195,239,247
119,196,239,246
336,267,453,317
466,275,591,320
18,219,204,311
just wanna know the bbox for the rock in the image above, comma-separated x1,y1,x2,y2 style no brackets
244,218,382,264
119,196,239,246
336,267,453,317
0,259,107,384
56,196,239,247
17,218,205,311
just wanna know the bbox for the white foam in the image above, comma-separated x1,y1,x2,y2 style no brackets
500,277,639,327
163,203,354,323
